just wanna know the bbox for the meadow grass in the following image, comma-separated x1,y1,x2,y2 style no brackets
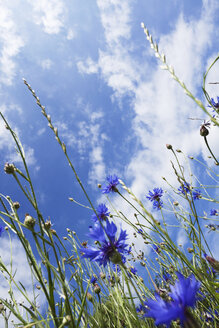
0,25,218,328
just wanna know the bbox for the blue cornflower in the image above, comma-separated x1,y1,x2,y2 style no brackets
91,204,110,223
144,272,200,327
208,96,219,109
210,209,218,216
146,188,163,210
136,304,147,315
137,229,143,235
178,182,201,200
152,244,161,254
146,188,163,202
81,220,129,267
90,275,98,285
129,267,138,277
192,190,201,200
178,182,190,195
153,200,163,210
102,175,119,194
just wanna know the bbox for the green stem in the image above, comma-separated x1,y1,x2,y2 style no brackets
204,136,219,165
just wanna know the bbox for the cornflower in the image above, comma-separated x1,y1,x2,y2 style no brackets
178,182,201,200
144,272,201,327
210,209,218,216
91,204,110,223
146,188,163,210
102,175,119,194
178,182,190,195
208,96,219,109
81,220,129,267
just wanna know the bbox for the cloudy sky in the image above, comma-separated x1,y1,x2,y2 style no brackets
0,0,219,321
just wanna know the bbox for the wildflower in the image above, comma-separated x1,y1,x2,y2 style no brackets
102,175,119,194
210,209,218,216
178,182,190,195
208,96,219,109
81,220,129,267
152,244,161,254
146,188,163,210
137,229,143,234
90,275,98,285
206,223,219,232
128,266,137,277
91,204,110,223
136,304,147,315
144,272,200,327
178,182,201,200
192,190,201,200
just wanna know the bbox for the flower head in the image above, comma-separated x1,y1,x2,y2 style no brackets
192,190,201,200
146,188,163,210
90,275,98,285
102,175,119,194
208,96,219,109
178,182,201,201
210,209,218,216
91,204,110,223
143,272,200,327
178,182,190,195
81,220,129,267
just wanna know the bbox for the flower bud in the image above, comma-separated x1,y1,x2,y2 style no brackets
44,220,52,230
24,214,36,229
205,255,219,272
94,284,101,294
87,292,93,302
166,144,172,150
4,163,15,174
99,272,106,280
62,315,72,326
13,202,20,209
200,125,209,137
187,248,194,253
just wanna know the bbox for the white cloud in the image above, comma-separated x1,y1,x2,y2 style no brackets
0,4,24,85
40,58,53,70
78,0,219,250
55,109,106,187
77,57,98,75
66,28,76,40
80,0,219,197
29,0,64,34
96,0,132,46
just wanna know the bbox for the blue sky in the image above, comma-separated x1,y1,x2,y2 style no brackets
0,0,219,315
